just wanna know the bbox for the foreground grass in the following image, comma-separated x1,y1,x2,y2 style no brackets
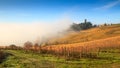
0,50,120,68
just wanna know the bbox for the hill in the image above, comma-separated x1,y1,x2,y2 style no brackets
47,24,120,45
40,24,120,60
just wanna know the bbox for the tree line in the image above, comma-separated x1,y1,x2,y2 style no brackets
70,19,97,31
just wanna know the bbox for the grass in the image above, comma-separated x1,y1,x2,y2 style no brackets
0,50,120,68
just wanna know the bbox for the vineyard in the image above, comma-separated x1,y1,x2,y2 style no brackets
41,36,120,60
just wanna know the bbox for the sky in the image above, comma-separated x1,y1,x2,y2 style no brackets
0,0,120,46
0,0,120,24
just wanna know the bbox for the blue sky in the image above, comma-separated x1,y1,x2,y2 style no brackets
0,0,120,24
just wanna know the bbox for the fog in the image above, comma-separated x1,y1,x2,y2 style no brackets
0,18,72,46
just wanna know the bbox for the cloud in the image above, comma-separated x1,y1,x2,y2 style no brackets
0,18,72,46
95,0,120,10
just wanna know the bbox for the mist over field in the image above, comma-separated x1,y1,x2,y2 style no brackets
0,18,72,46
1,0,120,68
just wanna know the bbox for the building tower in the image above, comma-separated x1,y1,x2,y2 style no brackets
85,19,87,23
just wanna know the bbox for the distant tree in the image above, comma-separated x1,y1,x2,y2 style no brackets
9,44,17,50
104,23,107,26
79,22,92,30
93,24,97,27
70,19,93,31
70,23,81,31
34,43,39,51
111,23,113,25
24,41,33,50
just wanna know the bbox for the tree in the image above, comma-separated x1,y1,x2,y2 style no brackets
93,24,97,27
24,41,33,50
79,22,92,30
104,23,107,26
70,19,93,31
9,44,17,50
70,23,81,31
33,43,39,51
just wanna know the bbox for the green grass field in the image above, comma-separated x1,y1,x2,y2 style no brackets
1,50,120,68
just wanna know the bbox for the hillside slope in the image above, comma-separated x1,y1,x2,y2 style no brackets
48,24,120,45
41,24,120,60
